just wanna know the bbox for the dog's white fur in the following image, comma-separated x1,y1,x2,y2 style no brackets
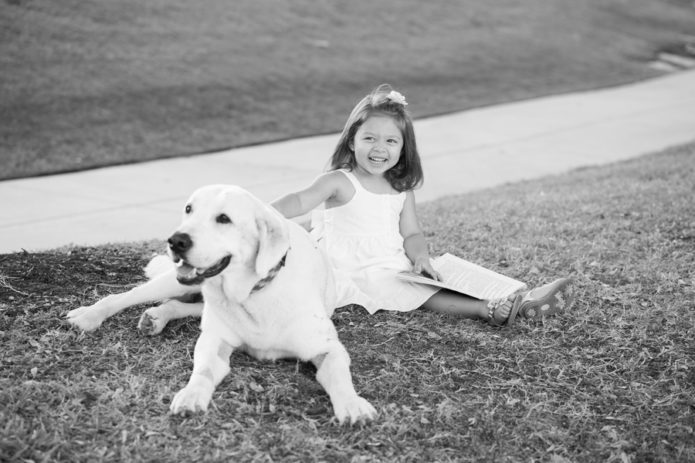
66,184,376,424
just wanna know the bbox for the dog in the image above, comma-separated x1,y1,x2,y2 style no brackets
66,184,376,424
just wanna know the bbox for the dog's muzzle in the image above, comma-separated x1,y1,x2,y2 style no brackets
167,232,232,285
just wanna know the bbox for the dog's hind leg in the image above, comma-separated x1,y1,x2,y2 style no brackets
312,343,377,425
66,269,198,332
138,300,203,336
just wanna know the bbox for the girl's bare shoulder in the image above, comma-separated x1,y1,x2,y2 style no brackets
321,170,356,206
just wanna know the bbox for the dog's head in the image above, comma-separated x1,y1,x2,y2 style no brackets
168,185,289,286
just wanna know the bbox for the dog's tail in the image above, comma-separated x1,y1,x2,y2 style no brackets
144,254,174,279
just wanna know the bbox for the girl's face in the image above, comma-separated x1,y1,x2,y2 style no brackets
350,115,403,178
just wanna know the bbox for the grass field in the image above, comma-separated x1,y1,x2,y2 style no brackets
2,0,695,179
1,142,693,462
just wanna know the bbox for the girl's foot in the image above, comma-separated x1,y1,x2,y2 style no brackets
487,278,573,326
486,296,515,326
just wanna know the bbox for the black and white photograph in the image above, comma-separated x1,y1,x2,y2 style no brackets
1,1,694,461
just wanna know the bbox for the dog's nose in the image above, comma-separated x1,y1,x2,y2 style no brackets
168,232,192,254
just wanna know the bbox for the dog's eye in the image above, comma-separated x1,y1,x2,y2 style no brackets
185,204,192,214
216,214,232,224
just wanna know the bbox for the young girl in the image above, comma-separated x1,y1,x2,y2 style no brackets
271,84,571,326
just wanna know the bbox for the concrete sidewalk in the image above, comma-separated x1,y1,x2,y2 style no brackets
2,70,694,254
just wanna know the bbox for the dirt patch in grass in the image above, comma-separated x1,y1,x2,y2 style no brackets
2,0,695,180
1,143,694,461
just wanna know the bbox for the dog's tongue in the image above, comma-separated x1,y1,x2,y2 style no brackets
176,262,198,280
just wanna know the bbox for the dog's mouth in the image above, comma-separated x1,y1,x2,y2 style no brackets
173,255,232,285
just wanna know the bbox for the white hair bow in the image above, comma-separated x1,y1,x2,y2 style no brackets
386,90,408,106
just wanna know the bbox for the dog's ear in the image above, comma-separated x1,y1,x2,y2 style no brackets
254,205,289,276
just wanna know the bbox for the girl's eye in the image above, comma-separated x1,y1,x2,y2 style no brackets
216,214,232,224
185,204,192,214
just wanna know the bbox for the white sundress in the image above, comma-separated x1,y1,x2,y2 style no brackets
310,170,439,314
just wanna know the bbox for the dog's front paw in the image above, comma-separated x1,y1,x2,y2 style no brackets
138,311,167,336
333,395,377,425
65,306,104,332
170,385,213,415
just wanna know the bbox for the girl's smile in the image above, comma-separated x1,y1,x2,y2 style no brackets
351,115,403,177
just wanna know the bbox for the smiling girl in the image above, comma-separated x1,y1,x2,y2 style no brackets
271,84,572,326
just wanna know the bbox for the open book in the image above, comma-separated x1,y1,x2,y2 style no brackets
397,253,527,300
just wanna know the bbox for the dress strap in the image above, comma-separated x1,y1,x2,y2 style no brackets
338,169,363,192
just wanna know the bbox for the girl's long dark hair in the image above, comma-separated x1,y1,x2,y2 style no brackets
330,84,423,192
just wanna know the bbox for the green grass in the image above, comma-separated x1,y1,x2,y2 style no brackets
2,0,694,179
1,142,694,462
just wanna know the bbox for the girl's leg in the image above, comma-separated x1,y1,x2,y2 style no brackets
423,278,573,326
422,289,512,324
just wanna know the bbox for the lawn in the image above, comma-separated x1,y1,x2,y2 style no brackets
2,0,695,179
1,142,693,462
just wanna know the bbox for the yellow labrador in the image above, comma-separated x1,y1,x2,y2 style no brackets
66,184,376,424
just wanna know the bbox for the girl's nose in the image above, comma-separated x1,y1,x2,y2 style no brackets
374,140,387,152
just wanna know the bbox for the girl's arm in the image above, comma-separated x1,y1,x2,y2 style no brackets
271,171,346,219
399,191,442,281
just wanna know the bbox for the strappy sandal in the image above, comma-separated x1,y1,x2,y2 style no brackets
487,278,573,326
513,278,573,321
487,295,518,327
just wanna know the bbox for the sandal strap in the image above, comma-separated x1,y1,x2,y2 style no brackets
487,298,506,326
487,294,522,327
486,300,496,321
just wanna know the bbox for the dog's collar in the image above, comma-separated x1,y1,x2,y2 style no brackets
250,250,288,294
